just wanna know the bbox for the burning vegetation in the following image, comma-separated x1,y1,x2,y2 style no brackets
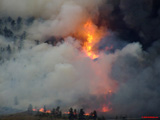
0,0,160,117
73,19,106,59
27,104,99,120
81,19,105,59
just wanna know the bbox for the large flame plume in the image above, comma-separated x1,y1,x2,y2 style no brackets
71,19,114,113
74,19,106,59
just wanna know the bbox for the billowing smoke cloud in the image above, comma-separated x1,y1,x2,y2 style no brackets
110,41,160,116
0,36,118,110
0,38,112,107
99,0,160,49
0,0,103,39
0,0,160,117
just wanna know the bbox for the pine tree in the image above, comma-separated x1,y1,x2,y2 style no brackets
14,96,19,105
69,108,74,120
79,109,85,120
44,105,46,113
28,104,33,113
93,110,97,120
7,45,11,54
52,108,56,115
74,109,77,119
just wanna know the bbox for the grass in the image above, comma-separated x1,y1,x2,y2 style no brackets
0,112,67,120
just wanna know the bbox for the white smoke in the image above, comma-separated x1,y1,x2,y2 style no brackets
0,0,160,116
0,37,116,109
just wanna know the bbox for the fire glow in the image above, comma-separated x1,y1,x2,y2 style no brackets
77,19,105,59
64,112,90,116
33,108,51,113
83,20,101,59
101,105,112,113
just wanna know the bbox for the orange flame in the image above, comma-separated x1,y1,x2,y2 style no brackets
84,113,90,116
100,94,112,113
73,19,105,59
101,105,111,112
32,108,37,111
39,108,44,112
46,110,51,113
82,19,105,59
64,112,70,114
33,108,51,113
64,112,90,116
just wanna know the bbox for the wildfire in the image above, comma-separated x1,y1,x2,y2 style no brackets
64,112,70,114
33,108,51,113
101,105,112,112
39,108,44,112
82,19,105,59
32,108,37,111
84,113,90,116
74,19,105,59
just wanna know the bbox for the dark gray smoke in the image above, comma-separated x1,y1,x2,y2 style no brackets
0,0,160,117
98,0,160,116
110,41,160,116
99,0,160,49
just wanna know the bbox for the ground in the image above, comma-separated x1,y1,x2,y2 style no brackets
0,112,66,120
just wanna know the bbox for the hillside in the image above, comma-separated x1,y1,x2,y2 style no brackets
0,112,66,120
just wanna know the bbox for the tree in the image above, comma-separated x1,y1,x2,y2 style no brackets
8,17,12,23
14,96,19,105
28,104,33,113
55,106,61,117
69,108,74,120
26,17,35,26
52,108,56,115
93,110,97,120
20,31,26,40
59,111,62,117
44,105,46,113
17,17,22,25
74,109,77,119
0,19,2,25
11,20,16,28
35,40,40,45
7,45,11,54
18,32,26,50
0,19,2,35
17,17,22,30
56,106,60,113
4,27,13,38
0,28,2,35
79,109,85,120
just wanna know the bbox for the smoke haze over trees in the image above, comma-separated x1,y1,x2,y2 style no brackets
0,0,160,116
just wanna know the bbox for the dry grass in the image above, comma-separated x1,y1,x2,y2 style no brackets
0,112,67,120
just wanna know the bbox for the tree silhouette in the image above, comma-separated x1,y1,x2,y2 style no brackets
7,45,11,54
4,27,13,38
52,108,56,115
79,109,85,120
11,20,16,28
69,108,74,120
93,110,97,120
28,104,33,114
14,96,18,105
74,109,77,119
17,17,22,25
44,105,46,113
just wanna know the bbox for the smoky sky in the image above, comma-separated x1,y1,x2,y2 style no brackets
0,0,160,117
